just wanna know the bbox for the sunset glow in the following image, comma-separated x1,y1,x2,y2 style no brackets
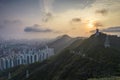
0,0,120,39
88,21,94,29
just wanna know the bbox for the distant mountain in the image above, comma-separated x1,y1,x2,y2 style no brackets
1,32,120,80
48,34,84,53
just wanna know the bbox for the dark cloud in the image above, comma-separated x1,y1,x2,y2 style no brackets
53,0,96,12
95,9,108,16
102,26,120,33
24,27,52,33
70,18,81,25
24,24,52,33
72,18,81,22
24,24,60,33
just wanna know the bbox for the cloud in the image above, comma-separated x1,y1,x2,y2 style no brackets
102,26,120,33
71,18,81,22
70,18,81,25
40,0,55,23
42,12,54,22
93,21,104,27
24,27,52,33
42,0,55,12
24,24,60,33
24,24,52,33
90,26,120,33
87,20,104,28
95,9,108,16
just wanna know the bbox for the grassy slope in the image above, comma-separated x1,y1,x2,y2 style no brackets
0,33,120,80
89,77,120,80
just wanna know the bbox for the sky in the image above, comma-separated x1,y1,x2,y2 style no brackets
0,0,120,40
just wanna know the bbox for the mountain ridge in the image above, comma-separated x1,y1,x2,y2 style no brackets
0,32,120,80
48,34,83,54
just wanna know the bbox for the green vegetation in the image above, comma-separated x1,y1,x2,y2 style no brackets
89,77,120,80
0,33,120,80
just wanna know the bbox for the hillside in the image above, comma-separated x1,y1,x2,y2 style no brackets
0,32,120,80
48,35,83,53
89,77,120,80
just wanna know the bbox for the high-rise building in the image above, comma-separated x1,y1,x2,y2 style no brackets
104,35,110,48
0,46,54,71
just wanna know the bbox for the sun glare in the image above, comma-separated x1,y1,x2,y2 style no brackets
88,20,94,29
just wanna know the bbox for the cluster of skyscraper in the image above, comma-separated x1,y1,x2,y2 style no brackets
0,46,54,70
